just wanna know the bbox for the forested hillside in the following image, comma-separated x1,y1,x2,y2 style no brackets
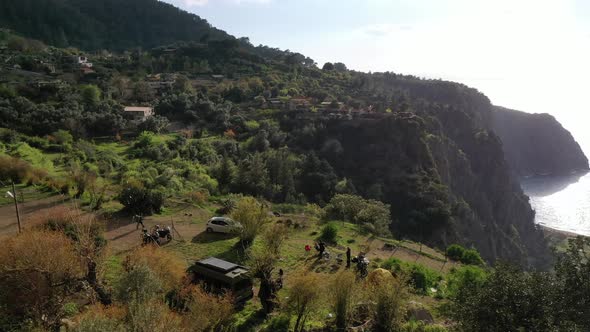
0,0,233,50
1,2,590,331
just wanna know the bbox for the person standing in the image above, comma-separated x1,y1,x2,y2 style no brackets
346,247,351,268
319,241,326,258
134,214,144,230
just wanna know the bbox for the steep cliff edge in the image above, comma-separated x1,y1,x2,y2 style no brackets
282,108,553,269
491,106,589,176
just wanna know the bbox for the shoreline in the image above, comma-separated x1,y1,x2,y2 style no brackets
540,225,586,249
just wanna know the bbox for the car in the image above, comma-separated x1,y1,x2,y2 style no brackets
189,257,254,304
206,217,242,234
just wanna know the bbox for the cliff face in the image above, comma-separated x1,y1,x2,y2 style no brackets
491,106,589,176
282,92,553,269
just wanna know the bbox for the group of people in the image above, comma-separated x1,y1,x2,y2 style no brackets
305,242,370,277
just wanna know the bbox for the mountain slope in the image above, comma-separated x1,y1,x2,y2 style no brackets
0,2,563,268
0,0,232,50
492,106,589,176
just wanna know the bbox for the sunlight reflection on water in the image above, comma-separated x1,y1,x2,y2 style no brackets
521,172,590,236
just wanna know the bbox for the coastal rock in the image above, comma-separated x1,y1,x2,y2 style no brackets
491,106,589,176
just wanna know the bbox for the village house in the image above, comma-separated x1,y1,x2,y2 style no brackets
124,106,154,121
288,96,312,111
76,56,93,68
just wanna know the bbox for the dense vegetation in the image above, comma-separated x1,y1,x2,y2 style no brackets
0,1,589,330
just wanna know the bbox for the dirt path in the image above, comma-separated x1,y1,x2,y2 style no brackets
103,207,213,253
0,195,67,236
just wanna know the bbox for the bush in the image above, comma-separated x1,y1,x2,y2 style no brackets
0,155,33,183
446,244,465,261
320,222,338,243
371,277,410,332
330,271,359,330
461,249,484,266
62,302,79,317
264,315,291,332
124,246,186,293
0,230,83,330
380,258,441,295
287,273,323,332
180,286,234,332
445,266,487,298
116,265,163,303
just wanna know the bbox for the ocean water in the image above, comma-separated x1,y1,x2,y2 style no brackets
521,172,590,236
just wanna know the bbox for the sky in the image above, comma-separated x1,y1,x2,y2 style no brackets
162,0,590,154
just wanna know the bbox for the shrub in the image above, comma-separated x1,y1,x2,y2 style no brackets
461,249,484,266
264,314,291,332
262,223,288,255
0,230,83,330
320,222,338,243
446,244,465,261
287,273,323,332
0,155,33,183
445,266,487,298
330,271,358,330
127,298,183,332
380,258,441,295
116,265,163,303
371,276,410,332
124,246,186,293
180,286,234,332
62,302,79,317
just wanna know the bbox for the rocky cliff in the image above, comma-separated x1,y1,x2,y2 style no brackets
491,106,589,176
282,109,552,269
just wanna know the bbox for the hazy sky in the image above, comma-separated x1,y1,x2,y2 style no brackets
162,0,590,153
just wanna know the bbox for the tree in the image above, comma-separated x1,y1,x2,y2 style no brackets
334,62,347,72
118,186,164,215
173,75,194,94
448,263,561,332
80,85,102,107
231,197,271,247
554,236,590,328
322,62,335,71
287,273,323,332
249,247,280,315
138,115,170,134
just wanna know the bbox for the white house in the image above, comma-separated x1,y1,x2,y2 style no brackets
124,106,154,121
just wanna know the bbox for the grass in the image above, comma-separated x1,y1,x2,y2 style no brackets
103,254,125,288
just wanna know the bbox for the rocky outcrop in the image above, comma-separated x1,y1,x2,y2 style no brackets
491,106,589,176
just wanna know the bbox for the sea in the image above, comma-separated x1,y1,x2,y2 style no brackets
520,129,590,236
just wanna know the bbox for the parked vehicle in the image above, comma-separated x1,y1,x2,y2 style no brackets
189,257,254,304
206,217,242,234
